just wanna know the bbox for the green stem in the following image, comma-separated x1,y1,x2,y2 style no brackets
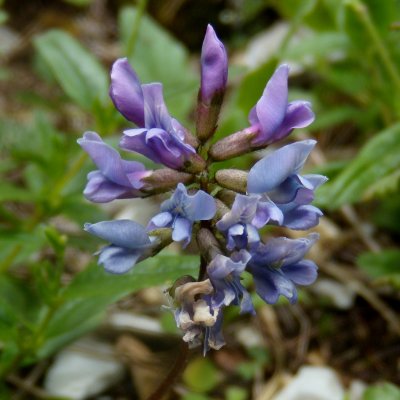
349,0,400,91
51,152,87,202
126,0,148,57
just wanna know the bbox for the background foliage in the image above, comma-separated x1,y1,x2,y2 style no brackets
1,0,399,398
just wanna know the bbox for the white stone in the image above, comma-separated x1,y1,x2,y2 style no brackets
107,311,164,335
273,366,345,400
312,278,356,309
44,337,124,400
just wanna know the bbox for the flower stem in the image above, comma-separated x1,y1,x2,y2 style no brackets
349,0,400,91
145,342,190,400
126,0,148,57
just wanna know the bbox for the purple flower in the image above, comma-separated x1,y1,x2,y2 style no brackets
247,233,319,304
78,132,150,203
216,194,282,250
207,250,254,314
200,25,228,105
84,220,156,274
247,140,327,230
249,65,314,147
110,58,197,170
109,58,145,126
173,279,225,354
196,25,228,141
147,183,216,247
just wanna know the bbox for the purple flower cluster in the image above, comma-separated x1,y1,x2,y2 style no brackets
80,25,326,354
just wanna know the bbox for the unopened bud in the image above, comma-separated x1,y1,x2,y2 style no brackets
182,127,199,149
209,125,259,161
184,153,207,174
216,189,236,208
142,169,193,194
196,91,224,141
215,169,248,193
214,198,230,220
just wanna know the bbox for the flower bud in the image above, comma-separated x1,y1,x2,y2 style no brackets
216,189,236,208
196,25,228,141
214,198,230,220
208,125,259,161
183,153,207,174
215,169,248,193
141,168,193,194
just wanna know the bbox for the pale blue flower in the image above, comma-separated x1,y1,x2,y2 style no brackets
247,140,327,230
247,233,319,304
148,183,216,247
84,220,155,274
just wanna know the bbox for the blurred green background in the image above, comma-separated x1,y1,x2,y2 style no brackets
1,0,400,398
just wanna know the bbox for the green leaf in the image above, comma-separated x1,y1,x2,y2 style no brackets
0,183,31,202
37,298,109,359
119,7,197,122
33,30,108,110
34,254,198,359
236,59,278,115
363,382,400,400
373,194,400,234
317,123,400,208
0,10,7,25
0,275,40,341
63,0,92,6
64,253,199,300
0,228,47,268
225,387,248,400
283,32,350,62
357,250,400,288
339,0,400,48
183,357,220,393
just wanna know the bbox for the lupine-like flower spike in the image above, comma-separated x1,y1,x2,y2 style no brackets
82,24,325,355
197,25,228,141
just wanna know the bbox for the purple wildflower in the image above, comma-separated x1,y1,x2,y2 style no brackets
147,183,216,247
196,25,228,141
207,250,254,314
173,279,225,354
249,65,315,147
247,233,319,304
78,132,150,203
247,140,327,230
200,25,228,105
110,58,198,170
84,220,156,274
216,194,282,250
